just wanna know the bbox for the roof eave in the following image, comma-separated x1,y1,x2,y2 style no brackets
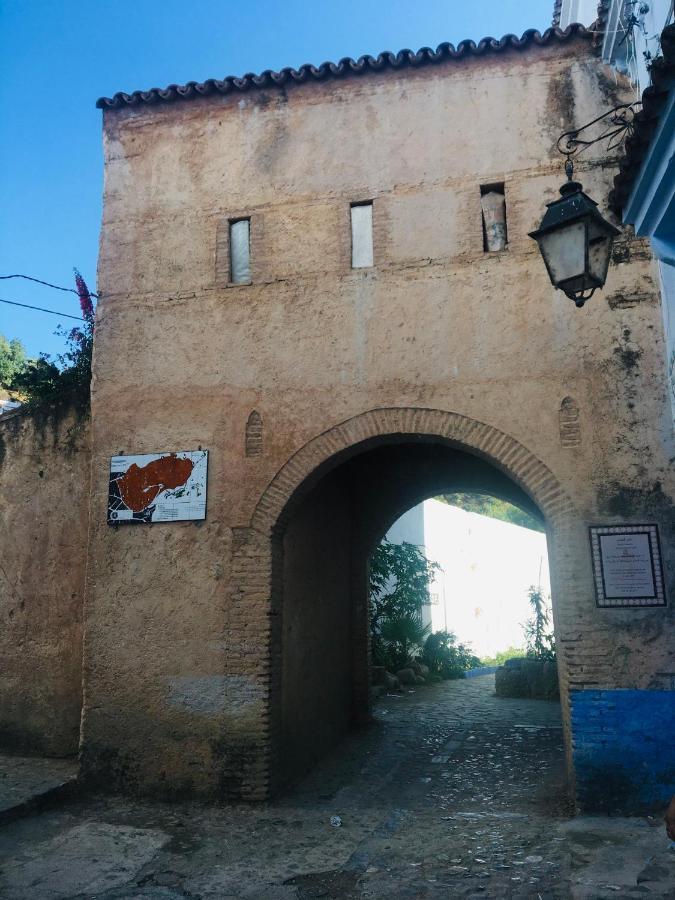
96,24,595,111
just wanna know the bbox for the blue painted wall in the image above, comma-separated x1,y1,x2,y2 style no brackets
465,666,497,678
571,689,675,811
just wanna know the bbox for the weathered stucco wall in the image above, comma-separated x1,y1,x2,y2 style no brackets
0,406,90,755
85,34,674,807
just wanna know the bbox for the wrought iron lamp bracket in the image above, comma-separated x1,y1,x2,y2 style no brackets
556,102,641,178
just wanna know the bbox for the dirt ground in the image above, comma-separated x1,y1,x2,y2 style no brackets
0,675,672,899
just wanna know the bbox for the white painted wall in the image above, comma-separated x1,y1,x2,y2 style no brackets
385,503,425,546
387,499,551,658
558,0,600,29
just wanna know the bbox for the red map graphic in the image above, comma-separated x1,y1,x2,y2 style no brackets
117,454,194,513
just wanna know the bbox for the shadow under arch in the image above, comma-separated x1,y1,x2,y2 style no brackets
235,408,579,799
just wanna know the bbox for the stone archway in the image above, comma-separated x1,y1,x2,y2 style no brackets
251,408,575,533
232,408,582,800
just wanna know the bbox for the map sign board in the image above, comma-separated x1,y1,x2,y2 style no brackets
108,451,208,524
590,524,666,607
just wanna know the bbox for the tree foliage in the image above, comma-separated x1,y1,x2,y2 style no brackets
11,323,92,409
0,335,27,388
7,270,94,410
438,492,544,533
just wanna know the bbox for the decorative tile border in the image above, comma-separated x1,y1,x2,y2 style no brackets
590,524,666,607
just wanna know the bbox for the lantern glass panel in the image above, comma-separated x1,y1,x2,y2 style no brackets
588,220,613,286
539,220,586,286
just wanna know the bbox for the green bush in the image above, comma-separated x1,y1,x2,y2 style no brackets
422,630,480,680
480,646,527,667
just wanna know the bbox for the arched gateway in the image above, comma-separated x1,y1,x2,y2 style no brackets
250,407,574,532
232,408,581,799
64,26,673,815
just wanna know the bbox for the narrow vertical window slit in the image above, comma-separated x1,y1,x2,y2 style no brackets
230,218,251,283
480,184,507,252
350,202,373,268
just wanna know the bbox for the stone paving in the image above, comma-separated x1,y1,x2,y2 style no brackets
0,675,673,899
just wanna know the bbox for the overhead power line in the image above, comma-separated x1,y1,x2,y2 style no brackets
0,273,99,299
0,297,84,321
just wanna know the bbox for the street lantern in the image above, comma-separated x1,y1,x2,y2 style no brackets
529,160,620,308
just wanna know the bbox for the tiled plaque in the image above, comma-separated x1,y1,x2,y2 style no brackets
590,524,666,608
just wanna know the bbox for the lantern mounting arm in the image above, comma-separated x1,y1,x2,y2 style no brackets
556,102,642,180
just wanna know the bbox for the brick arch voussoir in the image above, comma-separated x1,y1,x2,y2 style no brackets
250,408,573,537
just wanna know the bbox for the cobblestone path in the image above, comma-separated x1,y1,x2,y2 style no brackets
1,675,673,899
292,673,567,815
283,674,570,898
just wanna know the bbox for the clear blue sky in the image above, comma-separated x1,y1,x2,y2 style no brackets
1,0,552,360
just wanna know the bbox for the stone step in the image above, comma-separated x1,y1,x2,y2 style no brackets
0,754,78,825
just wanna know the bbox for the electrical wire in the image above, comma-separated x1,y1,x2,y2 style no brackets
0,274,99,299
0,297,84,321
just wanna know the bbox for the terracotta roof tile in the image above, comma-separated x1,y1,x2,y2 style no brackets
97,24,593,110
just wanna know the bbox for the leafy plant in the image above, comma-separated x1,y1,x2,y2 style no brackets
422,630,480,680
369,540,439,633
9,270,94,409
523,585,556,660
378,614,430,671
369,539,439,671
480,646,526,667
